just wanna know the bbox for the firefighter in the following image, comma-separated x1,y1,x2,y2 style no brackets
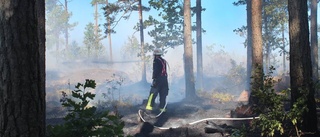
145,48,169,113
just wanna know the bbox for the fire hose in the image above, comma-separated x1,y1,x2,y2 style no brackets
138,103,259,130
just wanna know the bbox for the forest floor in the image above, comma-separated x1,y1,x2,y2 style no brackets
120,97,252,137
118,93,320,137
45,64,320,137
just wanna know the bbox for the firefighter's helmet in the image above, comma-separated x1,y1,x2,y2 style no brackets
153,48,163,55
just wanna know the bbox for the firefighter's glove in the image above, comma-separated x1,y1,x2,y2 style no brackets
151,79,157,87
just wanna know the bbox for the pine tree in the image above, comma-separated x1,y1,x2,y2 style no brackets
288,0,317,132
0,0,45,136
184,0,197,99
250,0,263,105
83,22,105,59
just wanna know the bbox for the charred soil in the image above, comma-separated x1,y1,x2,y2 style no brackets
120,97,255,137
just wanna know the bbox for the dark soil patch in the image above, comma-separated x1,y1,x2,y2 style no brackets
121,97,251,137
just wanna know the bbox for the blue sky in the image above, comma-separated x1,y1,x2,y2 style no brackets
67,0,248,58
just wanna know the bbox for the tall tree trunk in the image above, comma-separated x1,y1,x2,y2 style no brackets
281,24,286,74
108,23,112,61
37,0,46,135
0,0,46,136
56,33,60,62
94,3,98,37
246,0,252,92
196,0,203,91
106,0,113,62
65,0,69,51
263,0,270,74
94,2,98,58
288,0,317,132
249,0,263,105
265,43,270,73
184,0,196,99
310,0,318,96
139,0,147,83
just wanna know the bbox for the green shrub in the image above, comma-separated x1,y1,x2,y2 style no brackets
231,124,248,137
250,67,307,137
47,79,125,137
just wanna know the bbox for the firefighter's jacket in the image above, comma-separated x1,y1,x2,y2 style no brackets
152,56,169,95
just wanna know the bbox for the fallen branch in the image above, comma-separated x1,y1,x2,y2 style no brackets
204,121,225,133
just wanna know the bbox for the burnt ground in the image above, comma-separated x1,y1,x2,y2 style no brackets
46,66,320,137
120,97,252,137
121,98,320,137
